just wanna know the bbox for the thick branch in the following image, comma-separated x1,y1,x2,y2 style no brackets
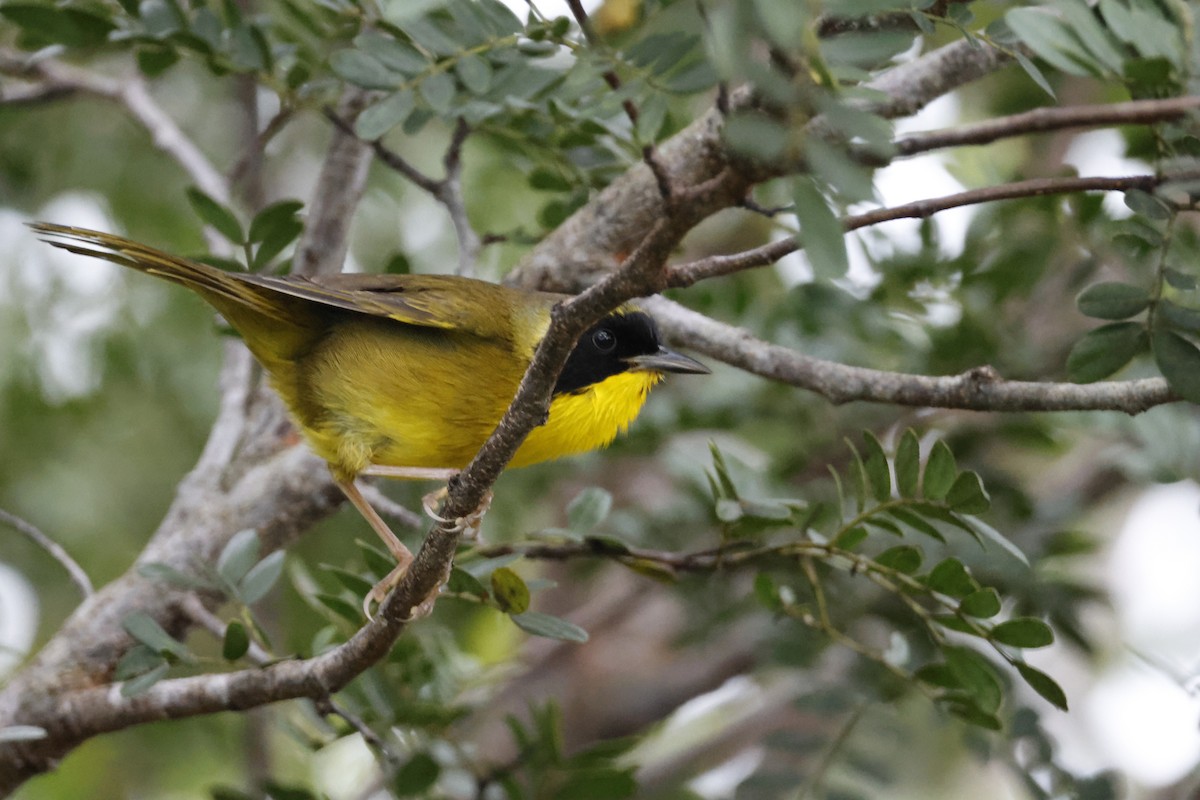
510,37,1013,291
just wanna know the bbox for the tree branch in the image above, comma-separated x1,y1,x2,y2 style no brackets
893,95,1200,160
0,49,227,205
0,509,92,599
645,296,1174,414
510,36,1013,292
669,171,1200,286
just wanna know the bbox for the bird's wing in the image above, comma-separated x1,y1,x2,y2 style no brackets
243,272,560,339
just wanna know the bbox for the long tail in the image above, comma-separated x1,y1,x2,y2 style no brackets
29,222,289,324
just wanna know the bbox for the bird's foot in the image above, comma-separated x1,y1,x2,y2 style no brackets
422,487,493,542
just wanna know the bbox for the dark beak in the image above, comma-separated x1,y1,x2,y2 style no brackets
626,346,711,375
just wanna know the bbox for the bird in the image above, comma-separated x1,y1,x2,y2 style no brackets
31,222,709,614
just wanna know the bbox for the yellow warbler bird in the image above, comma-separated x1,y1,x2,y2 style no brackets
32,223,708,610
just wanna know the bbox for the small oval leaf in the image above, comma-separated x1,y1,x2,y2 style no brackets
1067,322,1146,383
1016,663,1069,710
991,618,1054,648
946,471,990,515
1153,329,1200,403
222,620,250,661
1076,281,1151,320
960,588,1001,618
511,611,589,642
875,545,923,574
922,441,957,500
491,567,531,614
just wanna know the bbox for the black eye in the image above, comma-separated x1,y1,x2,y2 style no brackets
592,328,616,353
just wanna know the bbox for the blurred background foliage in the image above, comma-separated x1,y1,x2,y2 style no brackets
2,0,1200,798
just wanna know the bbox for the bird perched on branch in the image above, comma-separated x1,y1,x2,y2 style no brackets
32,222,709,615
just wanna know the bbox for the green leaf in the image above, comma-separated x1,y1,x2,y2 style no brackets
356,539,397,578
455,53,493,94
946,471,990,515
1153,329,1200,403
1013,51,1056,98
945,646,1003,714
121,662,170,697
222,620,250,661
960,588,1001,618
556,768,636,800
330,49,401,90
991,618,1055,648
395,16,461,57
874,545,922,574
1159,300,1200,333
963,517,1031,567
944,699,1003,731
724,112,789,162
491,567,531,614
794,176,848,279
186,187,243,244
355,30,428,75
709,442,739,500
862,431,891,503
1076,282,1151,320
1005,7,1097,77
664,59,718,93
393,752,440,796
248,200,303,243
887,506,945,542
1067,322,1146,382
1016,663,1069,710
138,561,215,590
315,593,362,624
1124,188,1172,220
252,219,302,271
218,529,261,588
511,611,589,642
446,567,488,598
238,550,285,604
1164,269,1198,291
419,71,457,113
1054,0,1124,74
357,90,417,140
321,565,374,599
115,644,164,680
833,525,868,550
567,487,613,532
895,429,920,498
922,441,956,500
754,573,782,611
925,558,978,598
123,612,191,660
934,614,983,635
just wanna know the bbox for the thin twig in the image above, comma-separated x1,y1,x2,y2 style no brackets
893,95,1200,160
0,509,92,599
669,171,1200,287
441,117,481,276
0,50,227,204
324,108,442,195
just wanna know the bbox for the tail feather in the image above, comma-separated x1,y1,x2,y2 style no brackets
29,222,289,324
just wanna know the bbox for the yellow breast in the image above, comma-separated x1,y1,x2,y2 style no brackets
511,370,662,468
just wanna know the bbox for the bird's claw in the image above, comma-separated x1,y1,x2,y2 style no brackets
422,488,493,542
